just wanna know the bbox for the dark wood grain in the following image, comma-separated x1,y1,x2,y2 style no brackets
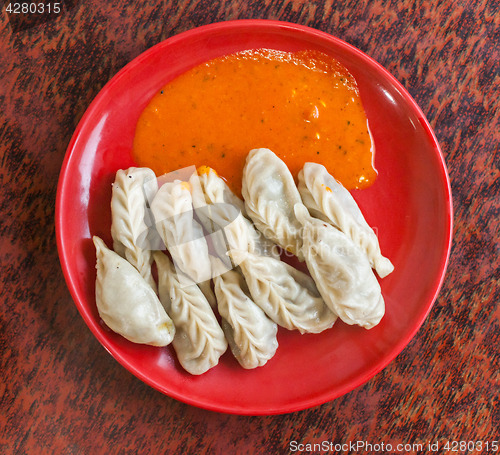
1,0,498,453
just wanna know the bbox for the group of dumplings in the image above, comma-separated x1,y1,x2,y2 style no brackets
93,148,394,375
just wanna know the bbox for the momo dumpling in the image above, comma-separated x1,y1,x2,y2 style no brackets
150,179,215,305
211,257,278,369
196,166,279,261
150,179,211,283
191,168,250,265
154,252,227,375
110,167,158,292
93,236,175,346
298,162,394,278
195,165,246,216
242,148,305,259
231,249,337,334
294,205,385,329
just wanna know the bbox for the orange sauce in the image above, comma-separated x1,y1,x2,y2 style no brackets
133,49,376,194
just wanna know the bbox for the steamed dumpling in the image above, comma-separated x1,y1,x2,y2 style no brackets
150,179,215,305
110,167,158,292
196,166,279,261
232,249,337,333
195,165,246,216
294,205,385,329
242,148,305,259
298,162,394,278
212,257,278,369
154,251,227,375
93,236,175,346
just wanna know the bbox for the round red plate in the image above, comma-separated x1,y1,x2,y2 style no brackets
56,20,453,415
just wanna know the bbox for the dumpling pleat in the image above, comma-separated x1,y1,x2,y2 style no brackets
242,148,305,259
110,167,158,292
298,162,394,278
212,258,278,369
154,251,227,375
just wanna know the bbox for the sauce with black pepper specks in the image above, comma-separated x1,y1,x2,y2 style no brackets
133,49,376,194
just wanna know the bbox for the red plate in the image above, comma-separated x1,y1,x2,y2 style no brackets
56,20,452,415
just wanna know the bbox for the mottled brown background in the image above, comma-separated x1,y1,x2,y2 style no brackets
0,0,498,454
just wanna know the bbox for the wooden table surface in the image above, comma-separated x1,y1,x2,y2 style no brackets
1,1,498,454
